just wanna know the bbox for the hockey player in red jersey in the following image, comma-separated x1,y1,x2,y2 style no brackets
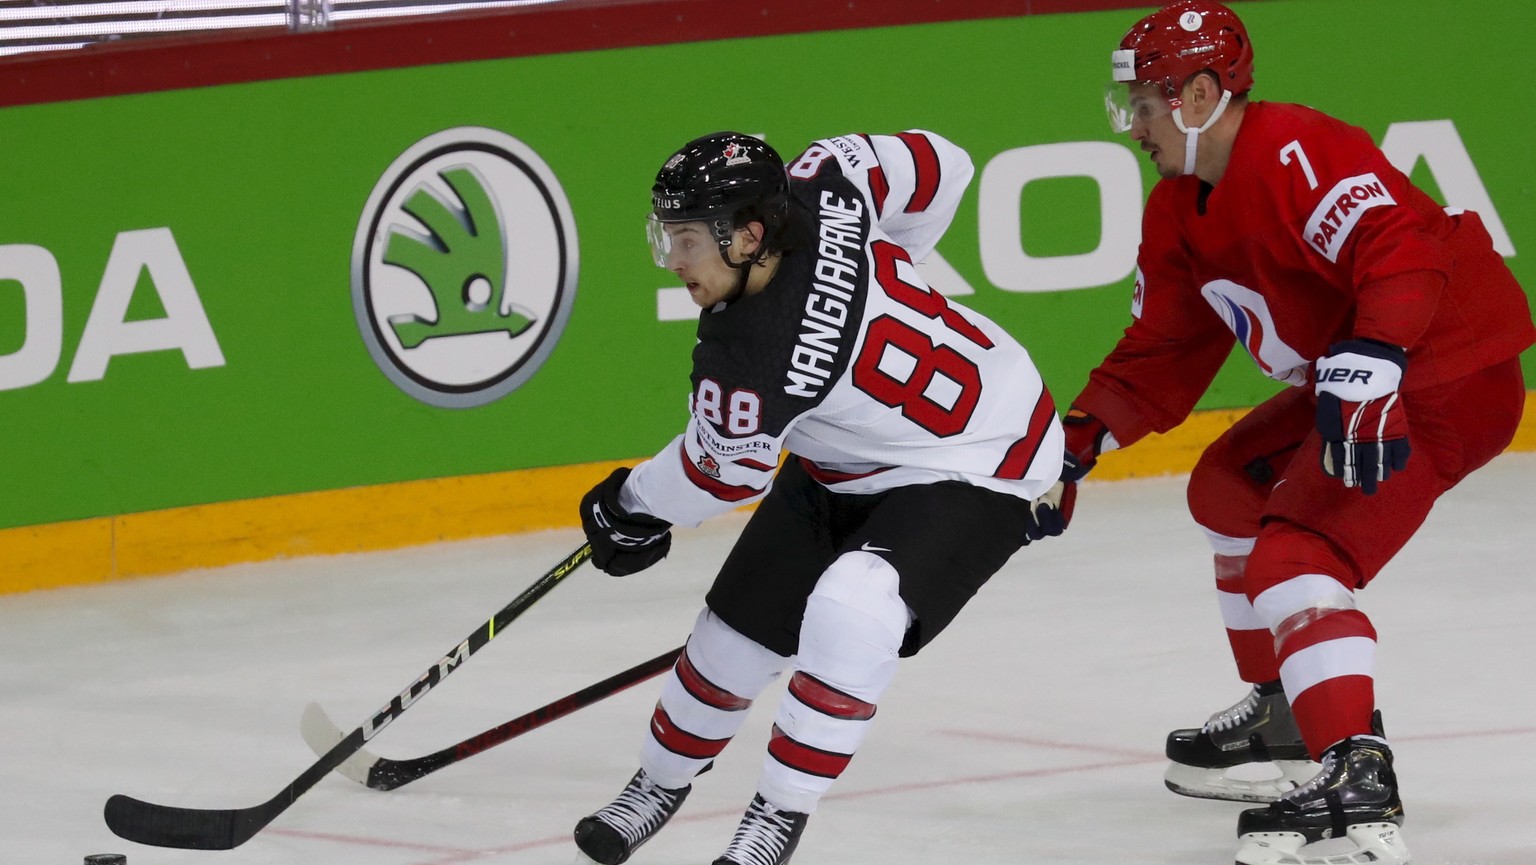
1068,2,1535,864
571,130,1070,865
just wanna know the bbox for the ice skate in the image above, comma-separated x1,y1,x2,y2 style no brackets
712,793,809,865
573,769,690,865
1233,729,1408,865
1163,681,1319,802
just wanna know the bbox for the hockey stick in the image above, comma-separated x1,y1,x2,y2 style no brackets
102,542,593,850
299,645,683,790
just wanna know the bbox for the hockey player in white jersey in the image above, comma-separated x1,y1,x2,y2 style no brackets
571,130,1069,865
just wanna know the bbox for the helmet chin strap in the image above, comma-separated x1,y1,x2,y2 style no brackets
715,223,767,304
721,256,752,305
1169,89,1232,176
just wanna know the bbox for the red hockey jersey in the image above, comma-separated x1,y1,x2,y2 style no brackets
1077,101,1534,445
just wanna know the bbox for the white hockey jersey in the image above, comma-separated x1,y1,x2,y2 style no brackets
623,131,1063,528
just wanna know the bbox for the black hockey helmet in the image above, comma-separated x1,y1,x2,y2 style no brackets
652,132,787,223
648,132,792,270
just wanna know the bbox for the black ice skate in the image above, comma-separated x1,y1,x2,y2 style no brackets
712,794,809,865
573,769,691,865
1163,680,1319,802
1233,727,1408,865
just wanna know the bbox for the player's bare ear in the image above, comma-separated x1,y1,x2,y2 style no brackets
1186,71,1222,108
737,222,765,255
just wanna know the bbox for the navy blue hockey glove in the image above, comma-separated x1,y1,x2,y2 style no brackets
579,467,673,576
1022,481,1076,544
1022,406,1107,545
1314,339,1410,496
1038,405,1115,543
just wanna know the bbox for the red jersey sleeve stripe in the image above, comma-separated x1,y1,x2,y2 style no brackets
895,131,941,214
857,134,890,214
679,441,762,502
993,387,1059,480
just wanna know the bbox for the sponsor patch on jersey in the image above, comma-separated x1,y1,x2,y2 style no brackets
1130,267,1146,319
1304,172,1396,263
696,453,722,479
695,420,774,458
824,134,872,169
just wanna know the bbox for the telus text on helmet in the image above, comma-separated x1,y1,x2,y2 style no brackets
784,190,866,398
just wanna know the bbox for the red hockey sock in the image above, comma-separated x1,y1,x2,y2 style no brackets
1215,555,1281,683
1274,607,1377,758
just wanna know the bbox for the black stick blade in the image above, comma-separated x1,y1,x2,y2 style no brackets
104,793,268,850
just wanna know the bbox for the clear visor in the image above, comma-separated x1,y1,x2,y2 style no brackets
1105,82,1175,133
646,215,722,270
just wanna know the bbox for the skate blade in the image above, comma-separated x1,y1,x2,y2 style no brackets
1235,823,1410,865
1164,759,1320,803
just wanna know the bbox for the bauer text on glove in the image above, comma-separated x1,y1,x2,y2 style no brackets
1314,339,1410,496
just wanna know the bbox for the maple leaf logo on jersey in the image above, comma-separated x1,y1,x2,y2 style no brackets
696,453,722,479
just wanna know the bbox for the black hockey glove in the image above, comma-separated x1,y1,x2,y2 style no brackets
1021,481,1076,544
1314,339,1410,495
579,467,673,577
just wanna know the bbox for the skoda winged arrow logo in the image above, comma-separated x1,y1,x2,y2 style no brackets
382,165,533,349
353,128,578,407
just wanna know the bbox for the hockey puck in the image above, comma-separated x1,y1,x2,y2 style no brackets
85,856,127,865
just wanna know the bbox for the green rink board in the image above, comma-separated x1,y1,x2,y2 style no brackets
0,0,1531,529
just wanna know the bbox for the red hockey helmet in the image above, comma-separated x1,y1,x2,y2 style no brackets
1111,1,1254,98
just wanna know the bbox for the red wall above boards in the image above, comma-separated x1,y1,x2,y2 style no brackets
0,0,1155,107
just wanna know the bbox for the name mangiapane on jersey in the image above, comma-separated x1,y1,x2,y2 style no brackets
785,190,867,398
